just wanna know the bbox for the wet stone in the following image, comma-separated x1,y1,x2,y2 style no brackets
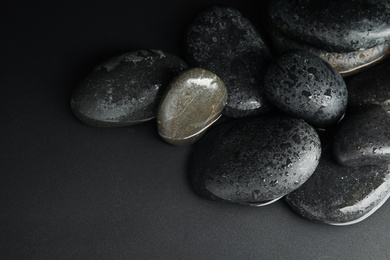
157,68,227,146
268,0,390,52
334,105,390,167
190,115,321,206
71,50,188,127
185,6,273,118
285,145,390,225
264,50,347,128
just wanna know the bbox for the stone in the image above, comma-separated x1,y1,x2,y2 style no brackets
71,50,188,127
264,50,348,128
347,59,390,114
190,115,321,206
157,68,227,146
185,6,273,118
334,105,390,167
268,0,390,52
285,144,390,225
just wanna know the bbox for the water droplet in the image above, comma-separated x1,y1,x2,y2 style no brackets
270,180,278,187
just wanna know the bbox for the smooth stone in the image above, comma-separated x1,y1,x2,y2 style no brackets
157,68,227,146
347,59,390,114
264,50,348,128
285,145,390,225
71,50,188,127
185,6,273,118
334,105,390,167
268,0,390,52
190,115,321,206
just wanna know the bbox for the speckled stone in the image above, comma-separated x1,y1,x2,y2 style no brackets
268,0,390,52
157,68,227,146
334,105,390,167
191,115,321,206
285,144,390,225
185,6,273,118
71,50,188,127
347,59,390,114
264,50,348,128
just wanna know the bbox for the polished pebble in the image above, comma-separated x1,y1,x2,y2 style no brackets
71,50,188,127
185,6,273,118
157,68,227,146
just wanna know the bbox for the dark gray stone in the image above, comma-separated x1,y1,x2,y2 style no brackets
264,50,347,128
285,144,390,225
71,50,188,127
268,0,390,52
157,68,227,146
191,115,321,206
334,105,390,167
185,6,273,118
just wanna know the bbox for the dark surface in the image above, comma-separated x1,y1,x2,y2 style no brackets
3,2,390,259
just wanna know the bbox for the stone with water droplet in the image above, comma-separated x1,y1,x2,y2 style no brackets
71,50,188,127
285,144,390,225
190,114,321,206
264,50,347,128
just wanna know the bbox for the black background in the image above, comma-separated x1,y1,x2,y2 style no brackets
2,1,390,259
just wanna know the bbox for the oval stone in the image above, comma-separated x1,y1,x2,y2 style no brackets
71,50,188,127
157,68,227,146
268,0,390,52
190,115,321,206
185,6,273,118
264,50,348,128
285,144,390,225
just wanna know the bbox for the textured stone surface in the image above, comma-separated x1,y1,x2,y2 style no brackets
268,0,390,52
185,6,273,118
347,59,390,114
285,144,390,225
157,68,227,146
71,50,188,127
334,105,390,167
264,50,347,128
191,115,321,206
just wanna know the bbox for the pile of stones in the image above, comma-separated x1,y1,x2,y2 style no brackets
71,1,390,225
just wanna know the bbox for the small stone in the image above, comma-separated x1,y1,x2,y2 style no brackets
185,6,273,118
268,0,390,52
190,115,321,206
334,105,390,167
264,50,347,128
71,50,188,127
157,68,227,146
285,145,390,225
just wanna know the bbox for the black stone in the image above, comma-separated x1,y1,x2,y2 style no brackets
71,50,188,127
185,6,273,118
285,144,390,225
334,105,390,167
268,0,390,52
191,115,321,206
264,50,347,128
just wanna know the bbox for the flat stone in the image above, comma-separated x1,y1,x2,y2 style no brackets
190,115,321,206
71,50,188,127
185,6,273,118
268,0,390,52
157,68,227,146
334,105,390,167
285,144,390,225
264,50,347,128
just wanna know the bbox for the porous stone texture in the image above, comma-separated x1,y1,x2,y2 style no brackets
157,68,227,146
185,6,273,118
190,115,321,206
264,50,347,128
334,105,390,167
268,0,390,52
285,144,390,225
71,50,188,127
